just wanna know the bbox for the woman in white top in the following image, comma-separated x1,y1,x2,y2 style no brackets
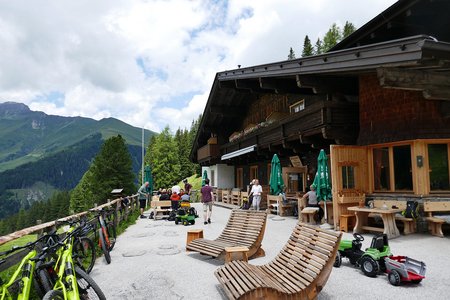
250,179,263,211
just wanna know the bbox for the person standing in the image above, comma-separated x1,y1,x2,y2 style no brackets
138,181,149,218
201,178,214,225
250,179,263,211
183,179,192,195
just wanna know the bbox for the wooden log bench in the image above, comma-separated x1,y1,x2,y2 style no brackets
215,222,342,300
186,209,267,260
424,200,450,238
371,200,416,235
150,200,172,220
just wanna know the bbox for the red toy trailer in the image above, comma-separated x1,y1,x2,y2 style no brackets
384,256,426,286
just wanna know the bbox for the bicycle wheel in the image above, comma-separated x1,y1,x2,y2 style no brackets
73,237,96,273
35,266,54,295
106,219,116,251
75,266,106,300
42,290,64,300
98,228,111,264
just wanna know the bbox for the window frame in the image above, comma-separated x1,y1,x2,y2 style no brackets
426,142,450,193
371,143,414,193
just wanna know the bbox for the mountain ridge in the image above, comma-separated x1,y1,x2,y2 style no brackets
0,101,154,171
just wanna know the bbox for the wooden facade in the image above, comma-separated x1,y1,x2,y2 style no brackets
191,0,450,231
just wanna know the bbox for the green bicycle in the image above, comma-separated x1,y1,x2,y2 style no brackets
41,220,105,300
0,234,54,300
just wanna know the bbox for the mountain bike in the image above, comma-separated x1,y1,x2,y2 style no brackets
41,219,106,300
92,208,116,264
72,218,96,274
0,234,55,299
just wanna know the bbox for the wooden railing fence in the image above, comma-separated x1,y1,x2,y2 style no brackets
0,194,139,272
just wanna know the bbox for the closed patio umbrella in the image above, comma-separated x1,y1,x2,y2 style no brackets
144,165,153,195
269,154,284,195
312,149,332,224
202,170,208,187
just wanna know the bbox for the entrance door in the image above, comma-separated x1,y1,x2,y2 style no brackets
330,145,369,229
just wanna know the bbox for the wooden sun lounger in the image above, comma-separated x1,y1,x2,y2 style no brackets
186,209,267,260
215,223,342,300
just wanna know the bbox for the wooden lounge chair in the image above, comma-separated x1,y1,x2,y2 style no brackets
215,223,342,300
186,209,267,260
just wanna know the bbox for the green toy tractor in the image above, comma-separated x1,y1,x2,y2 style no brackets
175,207,198,226
334,233,391,277
359,233,391,277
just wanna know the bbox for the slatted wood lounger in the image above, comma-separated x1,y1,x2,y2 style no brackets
186,209,268,260
215,222,342,300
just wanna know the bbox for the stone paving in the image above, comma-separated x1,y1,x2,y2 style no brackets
91,203,450,300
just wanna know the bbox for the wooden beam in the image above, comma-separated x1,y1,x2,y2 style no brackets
377,67,450,97
296,75,358,94
259,77,313,94
423,88,450,100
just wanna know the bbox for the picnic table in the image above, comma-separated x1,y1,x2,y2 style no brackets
348,206,403,239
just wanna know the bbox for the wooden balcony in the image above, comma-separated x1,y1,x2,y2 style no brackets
197,144,220,163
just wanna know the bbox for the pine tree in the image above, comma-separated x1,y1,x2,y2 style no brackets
70,135,135,211
314,38,323,55
342,21,357,39
287,47,296,60
147,126,181,189
323,23,342,52
301,35,314,57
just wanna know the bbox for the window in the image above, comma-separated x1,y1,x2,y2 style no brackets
342,166,355,189
250,165,258,181
211,170,215,187
289,100,305,113
267,163,271,184
236,168,243,189
373,147,390,191
372,145,413,192
428,144,450,191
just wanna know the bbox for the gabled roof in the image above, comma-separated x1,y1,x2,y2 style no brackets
190,0,450,162
331,0,450,51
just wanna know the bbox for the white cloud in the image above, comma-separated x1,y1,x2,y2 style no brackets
0,0,397,133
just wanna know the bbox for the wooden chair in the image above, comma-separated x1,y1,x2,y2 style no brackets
186,209,267,260
215,223,342,300
231,189,241,206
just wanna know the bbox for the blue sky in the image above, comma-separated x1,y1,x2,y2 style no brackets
0,0,397,133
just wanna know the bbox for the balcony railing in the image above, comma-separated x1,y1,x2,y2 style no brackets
197,144,220,163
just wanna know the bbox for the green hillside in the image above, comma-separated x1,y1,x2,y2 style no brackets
0,102,154,171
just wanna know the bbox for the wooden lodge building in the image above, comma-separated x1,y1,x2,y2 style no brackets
190,0,450,230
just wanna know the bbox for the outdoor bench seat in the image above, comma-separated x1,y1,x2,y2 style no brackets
150,200,172,220
369,200,416,235
186,209,267,260
215,222,342,300
424,200,450,237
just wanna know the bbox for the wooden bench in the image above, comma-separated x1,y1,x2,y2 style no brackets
150,200,172,220
230,190,241,206
215,222,342,300
186,209,267,260
222,190,231,204
267,195,293,216
424,200,450,238
371,200,416,235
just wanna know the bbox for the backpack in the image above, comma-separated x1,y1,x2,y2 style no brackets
402,200,419,219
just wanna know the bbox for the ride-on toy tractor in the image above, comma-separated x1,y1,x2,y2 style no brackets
334,233,391,277
175,207,198,226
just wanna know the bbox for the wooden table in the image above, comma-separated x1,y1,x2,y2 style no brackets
347,206,403,239
224,246,249,263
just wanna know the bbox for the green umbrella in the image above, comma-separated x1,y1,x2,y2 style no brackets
144,165,153,195
269,154,284,195
201,170,208,187
312,149,332,222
